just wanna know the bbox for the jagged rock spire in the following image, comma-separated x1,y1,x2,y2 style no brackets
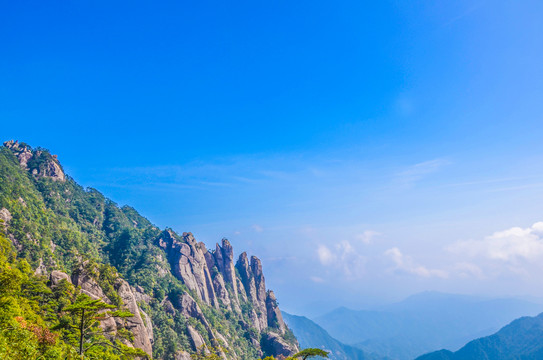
156,229,290,336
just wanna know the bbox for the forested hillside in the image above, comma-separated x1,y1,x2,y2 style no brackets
0,141,298,359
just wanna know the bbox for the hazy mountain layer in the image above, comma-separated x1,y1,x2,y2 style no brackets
416,313,543,360
283,312,385,360
314,292,543,360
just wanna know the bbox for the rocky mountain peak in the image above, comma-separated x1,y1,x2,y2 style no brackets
4,140,65,181
0,141,299,359
155,227,296,354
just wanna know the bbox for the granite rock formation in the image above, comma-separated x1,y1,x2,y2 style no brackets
0,140,299,359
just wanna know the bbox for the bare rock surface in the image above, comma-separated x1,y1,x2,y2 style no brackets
115,278,154,355
262,332,300,358
176,351,192,360
187,325,207,351
49,270,72,286
4,140,65,181
0,208,12,229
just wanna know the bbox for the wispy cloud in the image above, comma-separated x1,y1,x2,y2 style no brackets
252,224,264,233
454,262,485,279
394,159,450,188
443,2,486,28
385,247,448,278
310,276,325,283
317,241,367,279
356,230,381,244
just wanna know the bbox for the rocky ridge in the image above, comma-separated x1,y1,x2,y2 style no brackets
0,140,299,359
4,140,65,181
157,230,297,357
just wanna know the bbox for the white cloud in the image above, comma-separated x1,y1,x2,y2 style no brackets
310,276,325,283
316,241,366,279
252,224,264,233
317,245,336,265
385,247,448,278
356,230,381,244
448,222,543,262
454,262,485,279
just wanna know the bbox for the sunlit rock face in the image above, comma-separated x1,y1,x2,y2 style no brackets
157,230,297,357
4,140,65,181
1,141,299,359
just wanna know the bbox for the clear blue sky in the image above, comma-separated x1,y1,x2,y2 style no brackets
3,0,543,315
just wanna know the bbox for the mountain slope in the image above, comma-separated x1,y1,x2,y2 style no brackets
416,313,543,360
314,292,543,360
283,312,384,360
0,140,298,359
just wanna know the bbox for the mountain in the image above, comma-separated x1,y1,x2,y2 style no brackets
314,291,543,360
282,312,385,360
416,312,543,360
0,140,299,359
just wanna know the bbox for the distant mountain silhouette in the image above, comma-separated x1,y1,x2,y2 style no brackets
416,312,543,360
283,312,386,360
314,292,543,360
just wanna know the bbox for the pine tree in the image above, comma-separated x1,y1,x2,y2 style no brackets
62,294,145,358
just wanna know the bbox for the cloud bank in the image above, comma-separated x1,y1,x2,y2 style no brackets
449,222,543,262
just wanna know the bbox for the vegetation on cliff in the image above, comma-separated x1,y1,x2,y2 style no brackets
0,141,298,359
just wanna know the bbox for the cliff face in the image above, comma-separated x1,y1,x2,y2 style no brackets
157,230,297,357
0,140,298,360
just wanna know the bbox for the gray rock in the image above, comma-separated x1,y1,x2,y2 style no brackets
4,141,65,181
132,285,152,304
266,290,286,333
236,252,258,304
157,230,217,306
261,331,299,358
162,298,176,315
176,293,216,341
187,325,207,351
34,258,47,276
212,272,231,309
140,308,154,345
214,239,240,305
115,279,153,356
49,270,72,286
215,332,229,348
176,293,209,327
71,268,117,333
176,351,192,360
71,269,110,301
250,256,268,330
0,208,12,230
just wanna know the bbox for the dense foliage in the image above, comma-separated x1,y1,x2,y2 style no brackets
0,230,146,359
0,144,296,359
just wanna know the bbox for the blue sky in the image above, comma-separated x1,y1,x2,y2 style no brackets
2,0,543,315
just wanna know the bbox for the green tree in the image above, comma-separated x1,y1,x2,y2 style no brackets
62,294,144,358
290,348,330,360
190,345,226,360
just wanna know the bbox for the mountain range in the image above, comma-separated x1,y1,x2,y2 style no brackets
3,140,543,360
416,313,543,360
282,312,386,360
0,140,299,359
312,292,543,360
